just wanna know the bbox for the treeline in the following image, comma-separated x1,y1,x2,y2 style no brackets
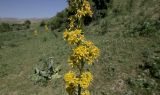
0,20,31,32
46,0,111,32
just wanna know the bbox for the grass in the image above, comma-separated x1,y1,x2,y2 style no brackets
0,27,159,95
0,30,69,95
0,0,160,95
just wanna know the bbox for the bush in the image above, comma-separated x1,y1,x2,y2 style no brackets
92,0,110,10
0,23,12,32
126,45,160,94
94,18,108,35
30,57,61,86
127,76,157,92
141,48,160,79
91,0,110,20
40,20,46,27
128,20,160,37
24,20,31,29
49,10,67,31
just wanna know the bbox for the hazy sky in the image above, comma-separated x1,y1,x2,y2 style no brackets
0,0,68,18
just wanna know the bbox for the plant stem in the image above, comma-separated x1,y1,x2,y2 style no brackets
78,61,84,95
78,84,81,95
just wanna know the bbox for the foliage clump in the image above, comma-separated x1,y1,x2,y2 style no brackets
128,20,160,37
0,23,12,32
31,57,61,86
127,46,160,95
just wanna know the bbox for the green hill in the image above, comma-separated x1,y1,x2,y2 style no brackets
0,0,159,95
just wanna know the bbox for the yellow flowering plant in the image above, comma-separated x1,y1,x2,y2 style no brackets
64,0,100,95
45,25,49,32
33,29,38,36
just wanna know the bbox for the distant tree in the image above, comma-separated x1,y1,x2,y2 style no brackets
0,23,12,32
48,10,68,31
24,20,31,29
40,20,46,27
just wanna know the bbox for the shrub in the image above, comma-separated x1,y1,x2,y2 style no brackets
40,20,46,27
31,57,61,86
127,76,157,93
92,0,111,10
128,20,160,37
126,44,160,94
49,10,67,31
24,20,31,29
0,23,12,32
141,49,160,79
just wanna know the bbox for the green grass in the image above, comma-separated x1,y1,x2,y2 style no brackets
0,28,159,95
0,30,69,95
0,0,160,95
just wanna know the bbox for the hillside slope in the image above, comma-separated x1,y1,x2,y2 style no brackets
0,0,160,95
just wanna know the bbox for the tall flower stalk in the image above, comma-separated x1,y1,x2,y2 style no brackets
63,0,100,95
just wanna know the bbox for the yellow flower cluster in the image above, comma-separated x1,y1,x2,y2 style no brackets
64,71,79,88
33,30,38,36
68,0,92,29
68,16,75,29
76,0,93,18
45,25,49,32
79,72,93,89
82,0,93,17
84,41,100,64
81,90,90,95
63,29,84,45
64,71,93,89
68,41,99,66
76,9,85,19
68,45,88,67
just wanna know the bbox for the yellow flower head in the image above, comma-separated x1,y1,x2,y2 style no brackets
64,71,79,88
79,72,93,89
73,45,88,60
63,29,84,45
68,41,100,66
68,45,89,66
75,0,93,19
81,90,90,95
76,9,85,18
87,45,100,65
82,0,93,17
82,41,100,65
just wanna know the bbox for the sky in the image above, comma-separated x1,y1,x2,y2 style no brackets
0,0,68,18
